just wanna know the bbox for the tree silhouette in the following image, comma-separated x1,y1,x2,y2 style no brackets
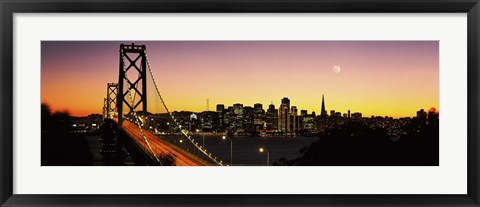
41,103,93,165
274,110,439,166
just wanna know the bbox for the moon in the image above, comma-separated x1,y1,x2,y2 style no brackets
333,65,341,73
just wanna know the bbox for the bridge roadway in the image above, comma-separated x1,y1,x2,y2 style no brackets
117,119,211,166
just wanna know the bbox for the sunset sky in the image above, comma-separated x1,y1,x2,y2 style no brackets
41,41,439,118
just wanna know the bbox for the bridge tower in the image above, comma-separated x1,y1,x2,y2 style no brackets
102,98,107,119
106,83,118,118
117,43,147,124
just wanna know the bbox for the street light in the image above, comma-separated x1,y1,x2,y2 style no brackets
196,129,205,148
222,135,233,166
259,147,270,166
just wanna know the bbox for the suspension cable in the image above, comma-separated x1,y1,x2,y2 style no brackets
144,49,224,166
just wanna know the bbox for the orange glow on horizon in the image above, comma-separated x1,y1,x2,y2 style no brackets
41,41,439,118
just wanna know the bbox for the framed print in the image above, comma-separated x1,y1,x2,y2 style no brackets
1,0,479,206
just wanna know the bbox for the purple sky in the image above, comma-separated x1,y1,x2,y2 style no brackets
41,41,439,117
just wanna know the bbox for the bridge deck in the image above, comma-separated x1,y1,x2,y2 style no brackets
118,119,211,166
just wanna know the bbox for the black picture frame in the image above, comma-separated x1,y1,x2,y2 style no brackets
1,0,479,206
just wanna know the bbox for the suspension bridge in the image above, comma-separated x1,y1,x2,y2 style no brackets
101,43,224,166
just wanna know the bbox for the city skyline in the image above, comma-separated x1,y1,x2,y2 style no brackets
49,94,435,119
125,95,431,119
41,41,439,118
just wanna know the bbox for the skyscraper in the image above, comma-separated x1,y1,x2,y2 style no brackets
321,94,328,117
233,103,243,115
266,103,278,130
254,103,263,112
253,103,265,132
233,103,244,132
278,97,293,133
281,97,290,110
416,109,427,125
278,103,289,132
216,104,224,112
351,112,362,119
300,110,308,116
290,106,298,133
243,106,254,134
216,104,225,130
